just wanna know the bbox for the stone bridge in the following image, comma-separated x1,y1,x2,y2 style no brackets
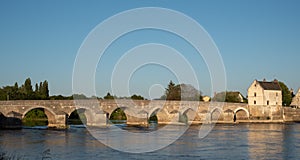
0,100,285,129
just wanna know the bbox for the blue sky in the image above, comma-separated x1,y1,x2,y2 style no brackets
0,0,300,98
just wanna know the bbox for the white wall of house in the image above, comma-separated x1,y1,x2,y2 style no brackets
264,90,282,105
248,80,282,106
248,80,264,105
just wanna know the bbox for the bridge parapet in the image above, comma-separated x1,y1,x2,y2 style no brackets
0,100,293,128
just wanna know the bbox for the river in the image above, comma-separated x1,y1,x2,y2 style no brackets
1,123,300,159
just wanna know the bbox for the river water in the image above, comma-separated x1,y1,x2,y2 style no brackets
0,123,300,160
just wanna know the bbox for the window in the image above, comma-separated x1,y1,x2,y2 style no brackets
254,100,256,105
276,93,278,97
267,100,269,105
254,92,257,97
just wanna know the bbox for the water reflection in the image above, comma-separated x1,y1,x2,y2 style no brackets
0,124,300,159
247,124,284,160
22,120,48,127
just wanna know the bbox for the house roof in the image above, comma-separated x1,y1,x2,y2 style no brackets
228,92,242,96
257,81,281,90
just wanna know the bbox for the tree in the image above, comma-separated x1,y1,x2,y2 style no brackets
39,82,43,94
212,91,244,103
212,92,226,102
42,80,49,99
0,78,51,100
279,81,292,106
165,80,181,100
14,82,18,90
24,78,33,94
162,81,201,101
35,83,39,93
73,94,88,99
131,94,144,100
180,84,202,101
104,92,114,99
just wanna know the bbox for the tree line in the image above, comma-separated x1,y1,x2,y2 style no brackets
160,80,293,106
160,80,203,101
102,92,145,100
0,78,294,106
0,78,49,100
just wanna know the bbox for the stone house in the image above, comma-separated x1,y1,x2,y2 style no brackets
291,89,300,108
248,79,282,106
202,96,210,102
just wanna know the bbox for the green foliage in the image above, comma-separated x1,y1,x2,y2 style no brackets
24,78,33,95
131,94,144,100
149,115,158,122
23,108,47,120
0,78,50,100
279,81,292,106
49,95,73,100
72,94,88,99
165,81,181,100
212,92,226,102
68,109,87,125
162,81,202,101
104,92,114,99
109,108,127,120
212,91,244,103
22,108,48,126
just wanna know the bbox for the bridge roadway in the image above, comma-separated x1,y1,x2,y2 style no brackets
0,100,278,129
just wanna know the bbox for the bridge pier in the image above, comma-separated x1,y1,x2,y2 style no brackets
48,112,68,129
0,112,22,129
86,112,107,127
126,113,148,126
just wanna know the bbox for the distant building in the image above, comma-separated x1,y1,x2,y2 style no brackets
291,89,300,108
202,96,210,102
248,79,282,106
212,91,244,103
227,92,245,103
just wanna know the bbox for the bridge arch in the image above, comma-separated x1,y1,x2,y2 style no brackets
148,107,161,118
22,106,56,119
233,107,250,122
109,107,127,124
105,106,128,118
181,108,197,123
234,107,250,117
148,107,163,123
182,107,196,115
68,108,88,125
210,107,223,122
72,107,102,125
22,106,57,126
